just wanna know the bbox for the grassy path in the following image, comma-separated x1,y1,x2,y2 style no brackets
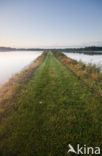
0,51,101,156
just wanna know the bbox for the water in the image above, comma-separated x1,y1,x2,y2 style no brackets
64,52,102,71
0,51,42,84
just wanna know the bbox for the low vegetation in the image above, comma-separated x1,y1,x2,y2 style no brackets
0,51,101,156
53,51,102,96
0,52,46,114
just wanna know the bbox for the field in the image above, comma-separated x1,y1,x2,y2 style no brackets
0,51,102,156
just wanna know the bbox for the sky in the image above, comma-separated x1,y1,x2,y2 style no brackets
0,0,102,48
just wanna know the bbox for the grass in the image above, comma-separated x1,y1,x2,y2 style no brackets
0,52,46,115
53,51,102,96
0,51,102,156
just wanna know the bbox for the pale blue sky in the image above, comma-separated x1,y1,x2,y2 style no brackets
0,0,102,48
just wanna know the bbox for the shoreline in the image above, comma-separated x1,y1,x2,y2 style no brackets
0,51,101,155
0,52,46,114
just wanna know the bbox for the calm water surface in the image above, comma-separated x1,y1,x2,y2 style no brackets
0,51,42,84
64,52,102,71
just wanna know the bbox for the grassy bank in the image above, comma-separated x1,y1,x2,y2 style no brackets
0,52,46,115
53,51,102,97
0,51,102,156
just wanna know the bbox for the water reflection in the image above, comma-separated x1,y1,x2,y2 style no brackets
0,51,42,84
64,52,102,71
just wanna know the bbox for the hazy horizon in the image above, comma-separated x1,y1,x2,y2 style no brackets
1,45,102,49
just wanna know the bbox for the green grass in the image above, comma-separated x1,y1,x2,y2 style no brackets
0,51,102,156
53,51,102,96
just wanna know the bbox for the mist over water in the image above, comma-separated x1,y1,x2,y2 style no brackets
64,52,102,72
0,51,102,85
0,51,42,84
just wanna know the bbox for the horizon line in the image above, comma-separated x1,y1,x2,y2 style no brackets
0,45,102,49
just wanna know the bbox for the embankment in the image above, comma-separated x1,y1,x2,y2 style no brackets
0,51,101,156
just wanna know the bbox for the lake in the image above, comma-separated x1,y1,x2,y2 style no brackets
1,51,102,84
64,52,102,72
0,51,42,84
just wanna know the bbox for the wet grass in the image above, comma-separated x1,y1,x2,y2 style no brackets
0,51,102,156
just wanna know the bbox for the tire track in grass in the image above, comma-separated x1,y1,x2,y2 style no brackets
0,51,101,156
